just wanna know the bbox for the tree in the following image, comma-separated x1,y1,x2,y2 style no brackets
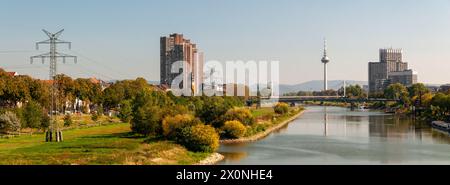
118,100,133,123
313,89,337,96
55,74,75,112
74,78,102,104
0,111,21,134
130,88,173,136
102,78,153,110
384,83,409,105
29,80,50,109
131,105,162,136
195,96,230,127
430,93,450,121
345,85,365,98
408,83,430,107
0,75,31,107
22,101,44,130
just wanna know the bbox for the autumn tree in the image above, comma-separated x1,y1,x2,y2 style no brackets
384,83,409,105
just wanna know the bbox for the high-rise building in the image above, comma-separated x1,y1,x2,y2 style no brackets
160,33,203,94
389,70,418,86
368,48,417,93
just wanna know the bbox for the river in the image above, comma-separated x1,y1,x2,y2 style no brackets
218,106,450,165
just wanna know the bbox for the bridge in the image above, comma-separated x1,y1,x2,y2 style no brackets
275,96,398,103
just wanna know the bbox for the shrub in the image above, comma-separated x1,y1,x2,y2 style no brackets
63,114,73,127
0,111,21,134
131,105,163,136
22,101,44,129
177,124,219,153
221,107,255,127
220,120,247,139
162,114,201,140
274,102,289,115
91,113,99,122
41,113,50,130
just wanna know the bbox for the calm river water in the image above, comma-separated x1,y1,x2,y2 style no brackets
218,106,450,165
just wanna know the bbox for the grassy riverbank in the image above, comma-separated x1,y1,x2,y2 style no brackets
0,123,210,165
220,106,305,144
302,101,351,107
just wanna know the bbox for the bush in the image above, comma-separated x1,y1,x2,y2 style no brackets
22,101,44,129
222,107,255,127
41,113,50,130
274,102,289,115
177,124,219,153
162,114,201,140
91,113,99,122
63,114,73,127
0,111,21,134
220,120,247,139
131,105,163,136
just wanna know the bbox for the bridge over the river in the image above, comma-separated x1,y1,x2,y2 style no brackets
276,96,397,103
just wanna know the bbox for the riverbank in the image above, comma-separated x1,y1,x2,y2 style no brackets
302,101,350,108
220,108,305,144
217,106,450,165
0,123,211,165
195,153,225,165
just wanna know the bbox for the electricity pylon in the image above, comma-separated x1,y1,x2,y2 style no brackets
31,29,77,142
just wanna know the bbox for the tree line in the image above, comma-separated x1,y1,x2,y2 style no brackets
2,69,276,154
380,83,450,122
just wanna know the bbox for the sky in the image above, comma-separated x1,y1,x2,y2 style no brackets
0,0,449,85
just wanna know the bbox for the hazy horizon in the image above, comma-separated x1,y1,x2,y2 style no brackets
1,0,449,85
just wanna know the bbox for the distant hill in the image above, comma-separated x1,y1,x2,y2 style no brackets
148,80,160,85
145,79,367,94
279,80,367,94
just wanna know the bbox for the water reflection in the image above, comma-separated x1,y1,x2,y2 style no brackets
324,106,328,136
219,106,450,165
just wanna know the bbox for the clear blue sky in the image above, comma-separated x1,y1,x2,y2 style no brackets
0,0,449,84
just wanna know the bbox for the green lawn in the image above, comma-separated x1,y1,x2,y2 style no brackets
0,123,209,165
245,107,304,137
251,107,274,118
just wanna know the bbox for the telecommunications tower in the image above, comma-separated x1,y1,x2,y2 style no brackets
321,39,330,91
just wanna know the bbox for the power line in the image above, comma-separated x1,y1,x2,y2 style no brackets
70,50,128,79
69,63,116,81
31,29,77,143
0,50,35,54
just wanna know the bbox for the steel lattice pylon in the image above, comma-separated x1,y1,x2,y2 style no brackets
31,29,77,142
